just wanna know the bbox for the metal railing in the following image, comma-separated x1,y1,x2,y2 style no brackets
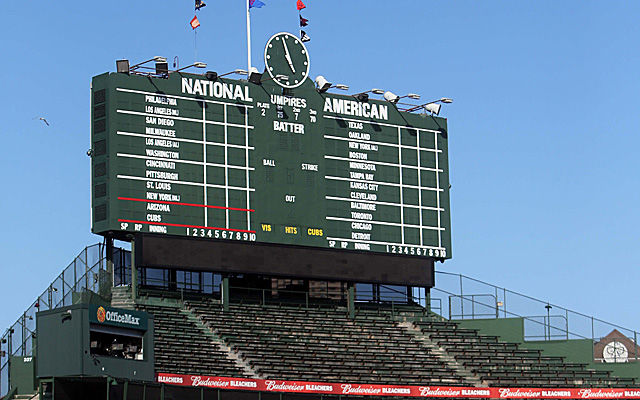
432,270,639,360
0,243,110,397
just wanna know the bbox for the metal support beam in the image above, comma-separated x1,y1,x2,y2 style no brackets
131,238,138,301
221,276,230,312
347,283,355,320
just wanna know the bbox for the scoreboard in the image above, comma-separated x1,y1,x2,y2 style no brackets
91,33,452,260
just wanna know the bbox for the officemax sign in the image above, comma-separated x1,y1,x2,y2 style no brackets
89,305,147,330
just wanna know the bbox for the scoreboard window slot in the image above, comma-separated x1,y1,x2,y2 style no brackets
401,130,418,147
227,127,246,146
226,105,247,125
206,145,225,165
421,190,438,205
421,209,440,226
265,168,274,182
419,150,437,168
401,168,419,186
206,166,226,186
286,168,295,184
403,227,421,245
205,127,225,145
403,208,420,225
291,135,300,151
419,170,438,188
402,188,420,206
227,147,247,166
279,133,288,150
401,148,418,166
419,131,437,148
227,168,247,187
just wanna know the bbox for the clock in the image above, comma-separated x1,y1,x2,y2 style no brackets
264,32,310,89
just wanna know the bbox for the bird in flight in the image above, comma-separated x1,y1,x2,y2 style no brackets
33,117,50,126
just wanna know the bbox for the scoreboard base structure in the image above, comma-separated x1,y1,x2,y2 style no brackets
134,233,435,287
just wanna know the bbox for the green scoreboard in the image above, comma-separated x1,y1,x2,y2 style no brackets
91,32,451,260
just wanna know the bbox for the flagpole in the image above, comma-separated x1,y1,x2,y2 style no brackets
246,0,252,73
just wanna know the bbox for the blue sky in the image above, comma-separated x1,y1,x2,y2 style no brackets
1,1,639,335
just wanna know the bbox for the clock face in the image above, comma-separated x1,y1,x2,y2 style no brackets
264,32,310,89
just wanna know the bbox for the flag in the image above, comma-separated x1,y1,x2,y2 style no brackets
190,15,200,29
296,0,306,10
300,30,310,42
299,15,308,27
249,0,266,8
195,0,206,10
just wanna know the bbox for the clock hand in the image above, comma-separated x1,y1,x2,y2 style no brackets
282,38,296,73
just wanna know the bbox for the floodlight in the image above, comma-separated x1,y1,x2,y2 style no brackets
205,71,218,80
155,62,169,75
116,59,130,74
174,62,207,73
354,88,386,102
248,67,263,84
130,56,167,71
424,103,441,115
219,69,249,78
261,74,289,84
315,76,332,93
52,287,58,292
407,93,421,100
315,76,349,93
354,92,369,102
383,91,400,104
405,97,453,114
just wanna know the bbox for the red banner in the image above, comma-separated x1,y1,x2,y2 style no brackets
156,373,640,399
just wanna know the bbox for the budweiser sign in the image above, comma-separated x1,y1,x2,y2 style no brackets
156,373,640,399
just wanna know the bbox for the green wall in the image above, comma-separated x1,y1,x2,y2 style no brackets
456,317,640,380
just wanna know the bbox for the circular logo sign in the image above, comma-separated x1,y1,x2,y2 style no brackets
603,341,628,363
97,306,106,323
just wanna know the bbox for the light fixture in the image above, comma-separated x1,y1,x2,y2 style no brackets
129,56,167,72
156,62,169,76
116,59,130,74
315,76,331,92
248,67,263,84
406,97,453,114
353,88,385,102
261,74,289,83
174,62,207,73
385,93,421,105
315,76,349,93
218,69,248,78
424,103,441,115
205,71,218,80
383,91,400,104
52,287,58,292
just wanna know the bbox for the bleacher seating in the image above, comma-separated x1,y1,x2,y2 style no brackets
186,299,463,385
138,295,638,388
137,303,249,378
413,320,636,388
